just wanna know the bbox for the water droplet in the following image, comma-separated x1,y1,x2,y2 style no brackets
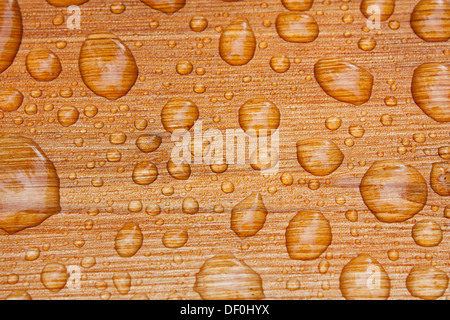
430,162,450,196
219,18,256,66
406,265,448,300
360,0,395,21
281,172,294,185
26,49,62,82
411,63,450,122
281,0,313,11
250,148,279,171
270,55,290,73
0,135,61,234
387,249,399,261
345,210,358,222
231,192,268,239
285,210,332,260
412,219,442,247
131,293,149,300
238,98,280,136
176,60,193,75
0,88,23,112
349,124,365,138
41,263,69,292
340,254,391,300
438,146,450,160
110,2,126,14
132,161,158,185
314,57,374,106
115,222,143,257
136,134,162,153
6,289,31,300
182,197,199,214
161,185,174,196
194,254,265,300
286,278,301,291
25,247,40,261
46,0,89,6
81,256,96,268
222,180,235,193
276,12,319,43
162,229,188,248
411,0,450,42
140,0,185,15
296,138,344,176
380,114,393,126
358,36,377,51
110,132,127,145
360,160,427,223
106,149,121,162
79,32,138,100
57,105,79,127
190,15,208,32
325,116,342,130
210,162,228,174
167,160,191,180
113,272,131,295
146,203,161,216
84,105,98,118
161,98,199,134
0,0,22,73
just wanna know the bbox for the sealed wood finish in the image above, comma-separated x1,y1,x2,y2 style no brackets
0,0,449,300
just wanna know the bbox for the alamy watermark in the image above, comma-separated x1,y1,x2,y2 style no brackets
366,5,381,30
170,120,280,175
67,5,81,30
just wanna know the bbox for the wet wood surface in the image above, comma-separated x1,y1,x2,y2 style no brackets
0,0,449,300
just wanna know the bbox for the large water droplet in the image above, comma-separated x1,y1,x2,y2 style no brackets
26,49,62,82
360,160,427,223
430,162,450,196
161,98,199,134
167,160,191,180
411,0,450,42
239,98,280,137
231,192,268,239
219,18,256,66
340,254,391,300
314,57,374,106
0,135,61,234
132,161,158,185
140,0,185,15
46,0,89,6
41,263,69,292
411,63,450,122
162,229,188,248
136,134,162,153
285,210,332,260
113,271,131,295
79,32,138,100
0,0,23,73
296,138,344,176
281,0,314,11
194,254,265,300
360,0,395,21
114,222,143,257
57,105,79,127
406,265,448,300
6,289,31,300
412,219,443,247
276,12,319,43
0,87,23,112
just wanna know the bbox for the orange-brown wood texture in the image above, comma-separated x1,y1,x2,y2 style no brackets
0,0,449,300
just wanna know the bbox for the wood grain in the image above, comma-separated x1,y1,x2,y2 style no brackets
0,0,449,300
